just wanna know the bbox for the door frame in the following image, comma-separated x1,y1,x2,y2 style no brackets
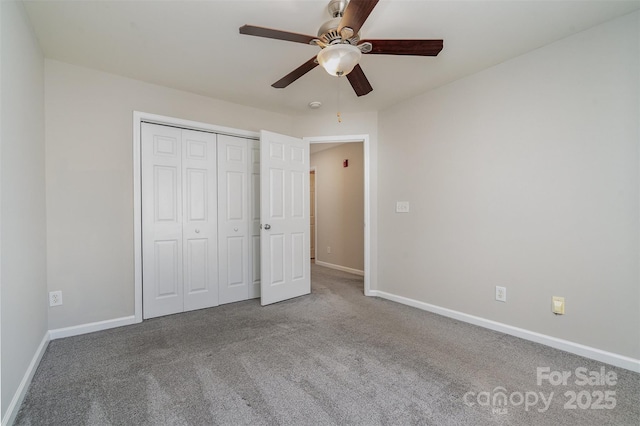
309,167,317,261
304,135,372,296
133,112,374,322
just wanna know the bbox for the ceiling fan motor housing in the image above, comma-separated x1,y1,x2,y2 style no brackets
317,17,360,46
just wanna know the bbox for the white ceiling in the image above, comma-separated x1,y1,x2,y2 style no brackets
23,0,640,116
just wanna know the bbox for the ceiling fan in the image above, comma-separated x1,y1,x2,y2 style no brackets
239,0,443,97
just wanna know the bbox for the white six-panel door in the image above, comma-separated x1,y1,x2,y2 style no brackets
142,123,218,319
182,129,218,312
218,135,261,304
260,131,310,306
142,124,183,318
217,135,250,304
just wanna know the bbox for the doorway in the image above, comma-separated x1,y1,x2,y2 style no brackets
308,138,367,292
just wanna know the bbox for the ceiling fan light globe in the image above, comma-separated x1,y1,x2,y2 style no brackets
317,44,362,77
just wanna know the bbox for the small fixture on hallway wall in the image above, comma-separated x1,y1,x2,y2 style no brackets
343,159,349,167
308,101,322,109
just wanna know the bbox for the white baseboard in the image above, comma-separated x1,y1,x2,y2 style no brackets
369,290,640,374
2,332,50,426
315,260,364,276
49,315,138,340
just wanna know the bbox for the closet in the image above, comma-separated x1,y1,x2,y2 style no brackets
141,123,258,319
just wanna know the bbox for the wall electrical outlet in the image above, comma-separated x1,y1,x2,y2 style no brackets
49,291,63,307
327,246,331,254
495,286,507,302
396,201,410,213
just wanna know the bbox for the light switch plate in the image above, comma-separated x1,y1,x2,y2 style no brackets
552,296,565,315
396,201,410,213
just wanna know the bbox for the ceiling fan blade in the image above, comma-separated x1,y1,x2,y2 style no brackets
360,39,444,56
240,25,316,45
346,64,373,97
338,0,379,36
272,56,319,89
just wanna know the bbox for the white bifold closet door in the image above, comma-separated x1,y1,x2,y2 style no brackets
142,123,218,319
217,135,261,304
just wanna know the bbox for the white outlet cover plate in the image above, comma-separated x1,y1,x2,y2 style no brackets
396,201,410,213
49,291,63,306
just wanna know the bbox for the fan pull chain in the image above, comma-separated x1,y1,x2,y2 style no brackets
336,76,342,123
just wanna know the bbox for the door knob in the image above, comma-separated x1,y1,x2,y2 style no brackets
264,224,271,230
195,229,200,233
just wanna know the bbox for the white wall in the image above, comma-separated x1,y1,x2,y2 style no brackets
45,60,293,330
378,12,639,359
1,1,48,420
311,143,365,271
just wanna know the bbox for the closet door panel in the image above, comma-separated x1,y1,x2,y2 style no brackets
154,240,180,298
142,123,184,319
185,238,209,292
183,129,218,311
226,236,246,285
218,135,250,304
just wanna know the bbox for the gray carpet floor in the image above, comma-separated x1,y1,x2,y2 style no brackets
15,264,640,425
